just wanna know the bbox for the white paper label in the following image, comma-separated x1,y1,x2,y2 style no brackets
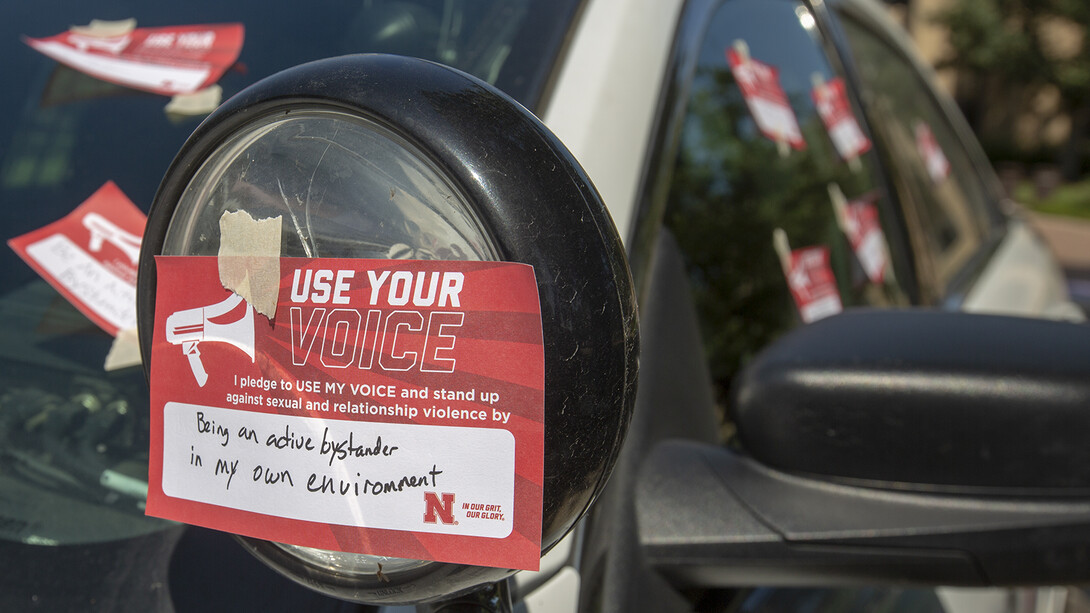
161,402,515,538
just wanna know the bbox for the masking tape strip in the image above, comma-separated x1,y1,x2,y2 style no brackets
165,85,222,117
69,18,137,38
218,210,283,319
104,327,142,371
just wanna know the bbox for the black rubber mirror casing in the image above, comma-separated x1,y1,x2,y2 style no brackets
137,54,638,604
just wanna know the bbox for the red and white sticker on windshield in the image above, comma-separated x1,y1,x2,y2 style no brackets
25,23,243,96
812,76,871,163
8,181,145,336
727,42,806,151
147,256,545,571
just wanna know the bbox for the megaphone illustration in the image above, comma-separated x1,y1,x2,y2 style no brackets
83,212,142,265
68,33,131,55
165,293,255,387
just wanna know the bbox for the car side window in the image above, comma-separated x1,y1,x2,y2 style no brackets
837,14,995,301
659,0,912,414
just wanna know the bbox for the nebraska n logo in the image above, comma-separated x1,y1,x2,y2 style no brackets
423,492,456,524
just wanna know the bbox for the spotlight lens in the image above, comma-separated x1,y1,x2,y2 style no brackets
160,107,502,583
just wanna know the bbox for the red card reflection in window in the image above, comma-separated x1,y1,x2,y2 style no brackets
774,229,842,323
829,184,888,285
915,120,951,183
842,200,887,284
812,75,871,163
726,40,806,152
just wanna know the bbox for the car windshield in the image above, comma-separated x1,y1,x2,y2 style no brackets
0,0,577,608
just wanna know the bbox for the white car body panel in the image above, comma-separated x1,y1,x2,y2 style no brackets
962,221,1084,321
519,566,580,613
541,0,684,244
525,2,1082,613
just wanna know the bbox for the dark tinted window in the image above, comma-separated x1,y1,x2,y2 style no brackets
839,13,995,300
660,0,911,414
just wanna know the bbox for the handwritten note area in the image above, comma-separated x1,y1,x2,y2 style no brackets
25,234,137,330
162,402,515,538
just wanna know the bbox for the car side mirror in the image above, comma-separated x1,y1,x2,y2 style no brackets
136,54,638,605
637,309,1090,587
734,308,1090,491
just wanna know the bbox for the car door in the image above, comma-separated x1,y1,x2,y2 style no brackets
628,0,919,463
581,0,922,610
578,0,1078,611
829,0,1081,321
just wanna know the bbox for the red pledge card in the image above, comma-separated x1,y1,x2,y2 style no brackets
148,256,545,571
8,181,145,336
25,23,243,96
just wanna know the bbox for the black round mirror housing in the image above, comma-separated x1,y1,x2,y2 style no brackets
137,54,638,604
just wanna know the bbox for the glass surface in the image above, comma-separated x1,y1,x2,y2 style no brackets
839,15,992,300
661,0,911,419
0,0,577,608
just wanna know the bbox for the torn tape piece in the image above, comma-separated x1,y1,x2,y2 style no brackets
105,327,142,371
8,181,146,336
841,199,888,284
25,23,243,97
69,18,137,38
218,210,282,319
165,84,222,117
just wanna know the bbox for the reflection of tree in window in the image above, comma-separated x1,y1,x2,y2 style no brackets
662,0,909,423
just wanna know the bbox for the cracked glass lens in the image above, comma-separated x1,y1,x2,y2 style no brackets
163,109,499,262
161,108,501,578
